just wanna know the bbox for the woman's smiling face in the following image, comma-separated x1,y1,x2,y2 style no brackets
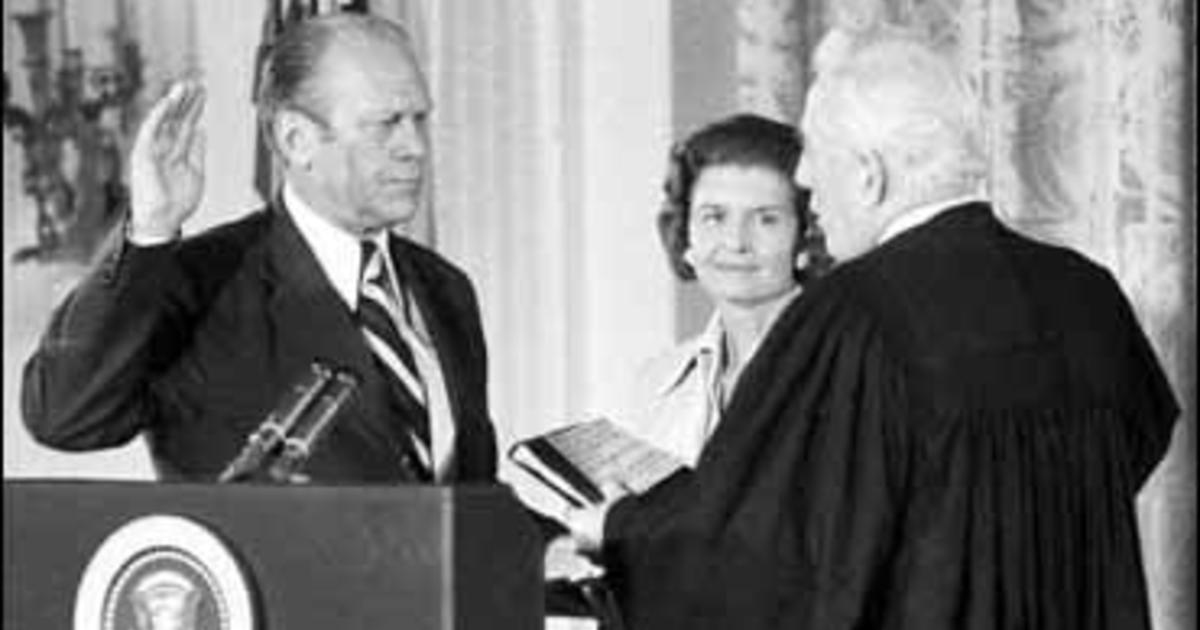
686,164,801,310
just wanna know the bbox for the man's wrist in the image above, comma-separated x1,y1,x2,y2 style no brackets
126,217,181,246
565,504,611,553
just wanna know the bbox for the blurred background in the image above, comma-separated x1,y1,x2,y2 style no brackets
2,1,1193,627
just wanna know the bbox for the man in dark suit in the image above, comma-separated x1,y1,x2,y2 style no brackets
21,13,496,484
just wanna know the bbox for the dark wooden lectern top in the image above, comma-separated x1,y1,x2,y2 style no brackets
4,480,542,629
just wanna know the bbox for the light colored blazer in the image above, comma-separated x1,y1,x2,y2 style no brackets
616,314,726,467
616,288,804,467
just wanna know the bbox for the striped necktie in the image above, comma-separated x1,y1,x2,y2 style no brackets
357,240,432,469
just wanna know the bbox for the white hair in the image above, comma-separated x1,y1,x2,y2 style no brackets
806,26,987,202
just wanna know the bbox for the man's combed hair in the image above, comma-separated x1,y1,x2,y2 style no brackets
808,26,987,198
656,113,815,282
255,14,415,142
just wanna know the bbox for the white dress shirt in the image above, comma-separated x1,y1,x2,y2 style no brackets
284,185,457,480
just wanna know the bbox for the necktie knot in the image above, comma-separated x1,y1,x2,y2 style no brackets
360,240,387,292
360,239,408,323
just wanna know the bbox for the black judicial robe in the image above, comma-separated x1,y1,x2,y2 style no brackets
603,203,1178,630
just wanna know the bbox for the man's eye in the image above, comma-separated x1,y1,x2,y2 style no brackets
757,211,782,225
366,116,401,135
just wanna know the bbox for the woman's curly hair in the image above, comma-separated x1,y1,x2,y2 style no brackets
656,113,824,283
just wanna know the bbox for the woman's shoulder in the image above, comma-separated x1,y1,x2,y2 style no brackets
614,333,713,464
632,334,707,399
618,335,707,427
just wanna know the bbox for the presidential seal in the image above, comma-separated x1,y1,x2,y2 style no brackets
74,514,255,630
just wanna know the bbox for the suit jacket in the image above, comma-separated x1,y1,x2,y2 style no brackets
22,203,497,483
603,203,1178,629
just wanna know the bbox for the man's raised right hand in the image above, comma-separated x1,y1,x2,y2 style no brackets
128,80,207,244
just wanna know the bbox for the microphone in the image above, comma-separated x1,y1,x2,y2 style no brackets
218,361,357,483
267,368,359,482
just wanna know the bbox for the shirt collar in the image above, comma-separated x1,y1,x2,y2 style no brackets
877,194,989,245
655,285,803,397
655,312,725,397
283,184,365,310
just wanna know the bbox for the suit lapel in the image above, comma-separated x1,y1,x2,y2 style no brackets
388,236,468,427
258,204,409,462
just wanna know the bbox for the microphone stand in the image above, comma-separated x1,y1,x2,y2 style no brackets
218,361,357,483
267,369,359,482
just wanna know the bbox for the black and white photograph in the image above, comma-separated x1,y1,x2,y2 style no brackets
4,1,1194,629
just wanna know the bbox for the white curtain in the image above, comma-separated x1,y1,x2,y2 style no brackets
416,5,675,628
415,0,675,454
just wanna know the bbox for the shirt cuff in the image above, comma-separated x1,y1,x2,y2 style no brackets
125,219,181,247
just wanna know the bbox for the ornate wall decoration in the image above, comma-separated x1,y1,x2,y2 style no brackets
4,5,142,265
735,0,806,123
1005,1,1089,227
1105,3,1194,627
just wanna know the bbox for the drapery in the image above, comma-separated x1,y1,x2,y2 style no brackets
734,1,1194,628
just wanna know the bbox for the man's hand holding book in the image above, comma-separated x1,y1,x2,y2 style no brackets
506,417,685,552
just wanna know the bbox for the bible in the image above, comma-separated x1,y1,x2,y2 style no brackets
507,418,685,509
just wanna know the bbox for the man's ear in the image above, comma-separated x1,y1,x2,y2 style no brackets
273,110,322,170
853,147,887,208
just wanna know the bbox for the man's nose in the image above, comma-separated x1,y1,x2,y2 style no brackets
390,118,427,159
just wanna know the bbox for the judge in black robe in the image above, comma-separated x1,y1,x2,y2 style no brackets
585,27,1180,630
600,202,1177,629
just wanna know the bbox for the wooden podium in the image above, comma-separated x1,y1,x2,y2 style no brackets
3,480,543,629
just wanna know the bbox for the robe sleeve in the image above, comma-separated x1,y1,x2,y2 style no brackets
599,287,914,629
1108,275,1180,485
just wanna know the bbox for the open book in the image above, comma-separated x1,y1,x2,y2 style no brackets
508,418,686,510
